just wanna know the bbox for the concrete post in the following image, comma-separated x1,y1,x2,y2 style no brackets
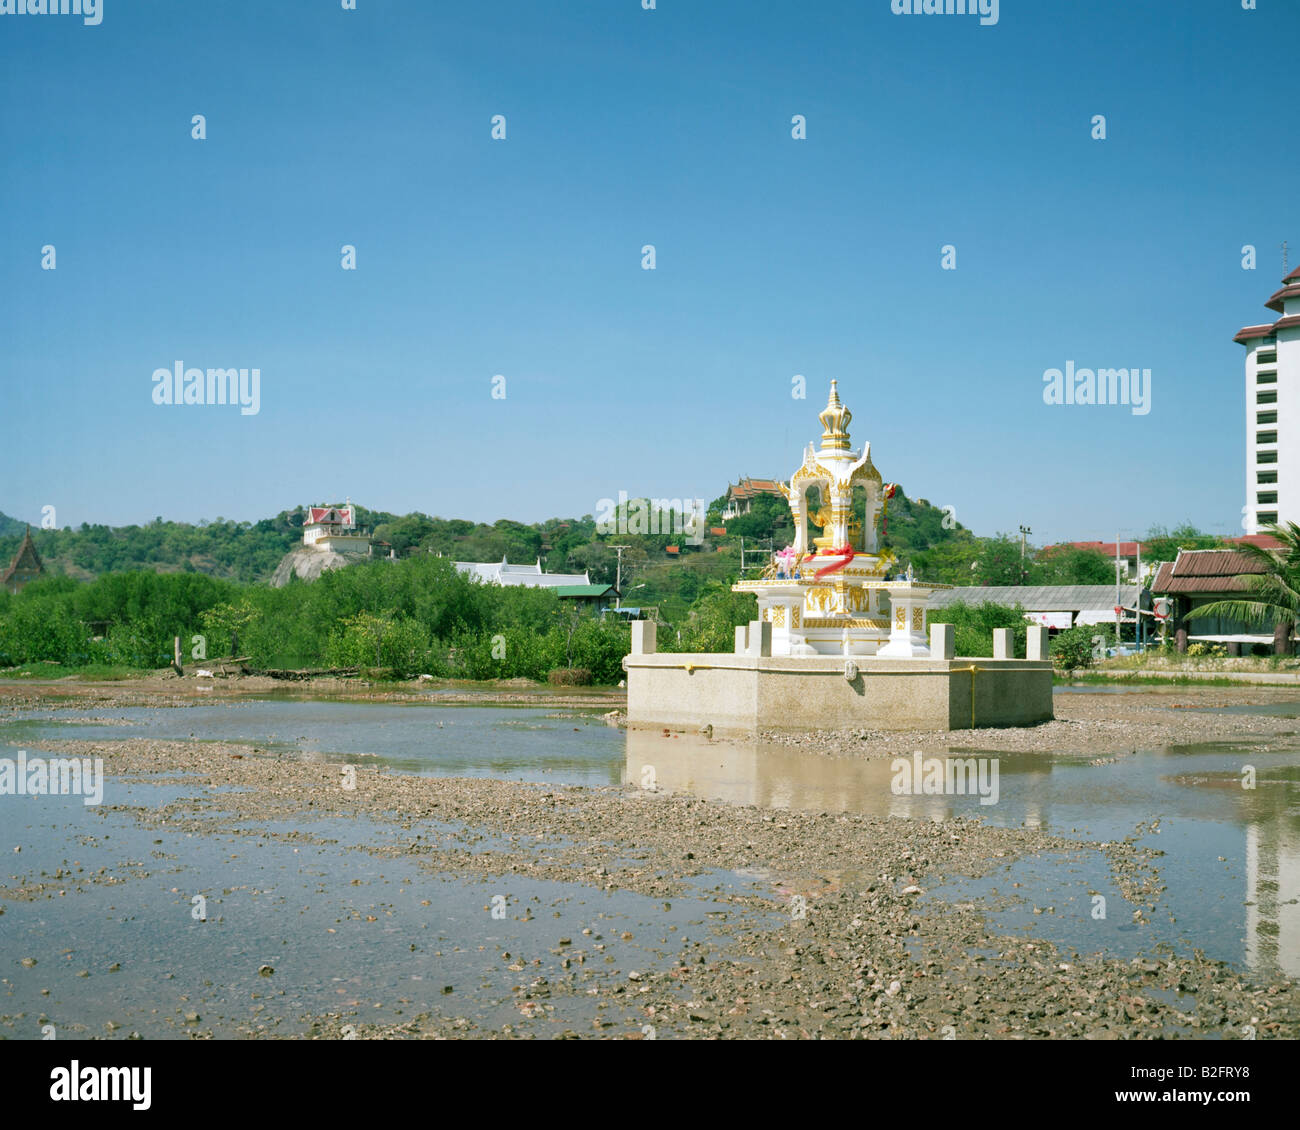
631,621,657,656
747,619,772,658
930,622,955,660
734,624,748,655
1025,625,1049,662
992,628,1014,660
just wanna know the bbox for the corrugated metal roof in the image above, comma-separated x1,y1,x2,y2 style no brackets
928,585,1138,612
1169,549,1269,577
1150,548,1271,594
1160,576,1259,594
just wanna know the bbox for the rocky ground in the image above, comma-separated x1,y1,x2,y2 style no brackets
3,680,1299,1039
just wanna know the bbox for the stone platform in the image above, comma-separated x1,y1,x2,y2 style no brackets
623,623,1054,734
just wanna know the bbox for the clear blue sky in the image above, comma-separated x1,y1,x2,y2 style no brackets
2,0,1296,546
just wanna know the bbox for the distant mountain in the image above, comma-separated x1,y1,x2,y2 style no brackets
0,510,31,539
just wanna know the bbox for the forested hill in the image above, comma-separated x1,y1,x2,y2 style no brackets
0,505,606,585
0,489,982,589
0,508,307,583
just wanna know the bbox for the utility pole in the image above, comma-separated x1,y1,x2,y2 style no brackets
1136,540,1144,649
1018,525,1031,583
609,545,630,610
1115,531,1122,646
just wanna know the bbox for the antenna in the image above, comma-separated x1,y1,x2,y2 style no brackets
1284,240,1290,275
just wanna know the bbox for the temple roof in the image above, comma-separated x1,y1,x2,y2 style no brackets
306,506,354,526
1,526,45,586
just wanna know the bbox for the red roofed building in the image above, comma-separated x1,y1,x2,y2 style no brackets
302,501,372,554
1235,264,1300,534
721,476,784,519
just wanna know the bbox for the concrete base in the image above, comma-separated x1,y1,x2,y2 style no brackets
625,653,1054,733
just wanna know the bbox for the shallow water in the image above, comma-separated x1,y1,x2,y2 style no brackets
626,728,1300,975
0,781,780,1039
4,693,1300,1012
3,700,624,786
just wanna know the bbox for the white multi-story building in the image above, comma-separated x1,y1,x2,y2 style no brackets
1236,265,1300,534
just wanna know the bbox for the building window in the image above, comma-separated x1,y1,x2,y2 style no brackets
1258,390,1278,404
1258,410,1278,424
1259,512,1279,525
1257,431,1278,444
1259,471,1278,483
1258,491,1278,504
1258,451,1278,464
1257,351,1278,363
1257,371,1277,383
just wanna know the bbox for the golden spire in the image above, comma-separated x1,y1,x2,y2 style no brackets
818,380,852,450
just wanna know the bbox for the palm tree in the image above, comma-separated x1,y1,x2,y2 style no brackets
1184,522,1300,654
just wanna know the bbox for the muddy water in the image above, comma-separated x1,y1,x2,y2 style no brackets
4,700,623,785
4,694,1300,1036
627,728,1300,976
0,779,780,1039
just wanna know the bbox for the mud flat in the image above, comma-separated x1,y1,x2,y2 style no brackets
3,678,1300,1040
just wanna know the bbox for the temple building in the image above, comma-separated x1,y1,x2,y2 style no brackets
453,558,593,588
729,380,946,658
1235,265,1300,533
2,527,46,595
721,476,785,519
302,503,372,554
624,383,1054,733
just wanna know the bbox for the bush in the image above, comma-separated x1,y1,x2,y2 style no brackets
1051,623,1116,670
927,600,1028,658
548,667,592,686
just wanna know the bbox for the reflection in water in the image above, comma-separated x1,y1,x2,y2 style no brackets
1247,802,1300,978
624,727,1300,975
624,728,1050,821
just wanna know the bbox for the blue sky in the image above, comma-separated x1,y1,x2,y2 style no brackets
1,0,1295,546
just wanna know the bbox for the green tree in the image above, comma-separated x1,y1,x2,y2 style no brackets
1144,523,1226,563
199,599,259,656
927,600,1029,658
1032,547,1114,585
973,535,1027,586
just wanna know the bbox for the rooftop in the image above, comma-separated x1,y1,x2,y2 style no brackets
1151,548,1272,595
928,584,1140,612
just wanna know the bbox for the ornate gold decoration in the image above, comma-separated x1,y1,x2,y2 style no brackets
802,617,889,629
806,587,833,613
791,607,801,629
819,380,852,450
912,607,924,631
895,607,906,629
772,606,786,627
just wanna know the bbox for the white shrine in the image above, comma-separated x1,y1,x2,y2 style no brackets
624,382,1054,733
731,381,948,657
